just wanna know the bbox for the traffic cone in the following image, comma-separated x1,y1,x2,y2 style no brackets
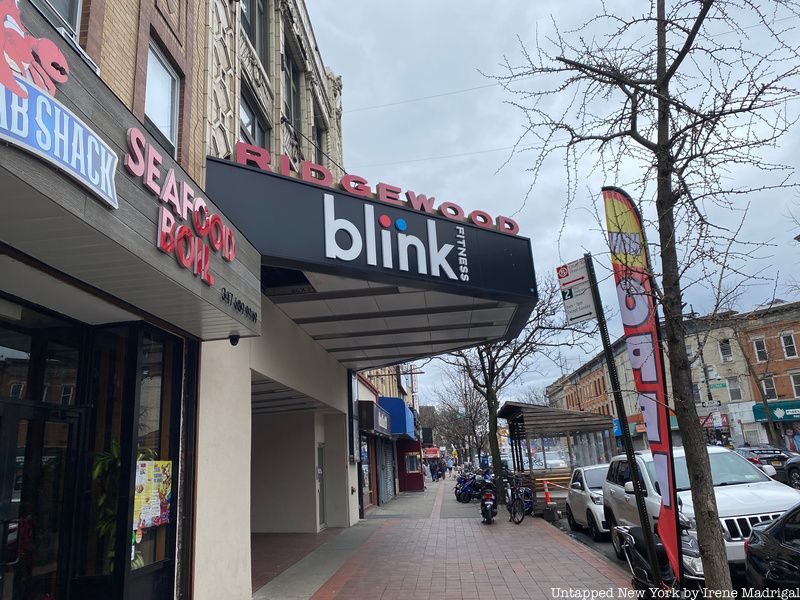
543,480,551,504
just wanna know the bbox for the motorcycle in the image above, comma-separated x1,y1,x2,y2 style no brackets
478,474,498,524
455,473,479,503
614,525,704,593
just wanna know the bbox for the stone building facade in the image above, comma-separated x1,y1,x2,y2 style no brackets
205,0,344,179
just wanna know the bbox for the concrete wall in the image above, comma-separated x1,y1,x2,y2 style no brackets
250,298,349,413
251,412,318,533
323,413,353,527
194,340,253,600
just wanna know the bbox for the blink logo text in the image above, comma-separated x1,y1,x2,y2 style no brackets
324,194,468,281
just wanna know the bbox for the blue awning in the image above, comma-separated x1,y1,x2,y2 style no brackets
378,396,416,439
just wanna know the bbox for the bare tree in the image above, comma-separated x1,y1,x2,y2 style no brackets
434,367,490,462
493,0,800,589
441,276,590,503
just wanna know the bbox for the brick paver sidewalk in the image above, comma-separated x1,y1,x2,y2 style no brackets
309,483,630,600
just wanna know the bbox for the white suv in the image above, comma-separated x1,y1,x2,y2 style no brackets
603,446,800,579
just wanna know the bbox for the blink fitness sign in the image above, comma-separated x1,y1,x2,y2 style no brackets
205,152,537,303
324,194,470,282
0,4,118,208
125,128,235,286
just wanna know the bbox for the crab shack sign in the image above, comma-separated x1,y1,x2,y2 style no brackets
235,142,520,236
0,2,118,208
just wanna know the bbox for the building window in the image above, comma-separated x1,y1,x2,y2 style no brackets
691,383,701,403
9,382,23,398
312,119,326,166
719,339,733,362
60,384,74,404
240,86,269,149
792,373,800,398
704,365,719,381
405,453,421,473
241,0,269,65
46,0,81,34
782,334,797,359
753,339,768,363
145,43,180,156
283,44,302,132
762,376,777,400
727,377,742,402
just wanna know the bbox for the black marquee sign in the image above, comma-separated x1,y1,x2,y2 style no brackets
205,157,537,305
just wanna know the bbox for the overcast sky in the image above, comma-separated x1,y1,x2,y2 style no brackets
306,1,800,403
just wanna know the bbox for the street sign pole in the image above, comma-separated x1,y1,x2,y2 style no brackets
584,252,663,586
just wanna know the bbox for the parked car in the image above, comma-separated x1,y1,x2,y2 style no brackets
541,451,567,469
566,463,609,541
735,445,798,483
784,454,800,490
745,500,800,589
603,446,800,580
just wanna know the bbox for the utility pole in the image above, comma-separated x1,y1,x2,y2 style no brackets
690,307,717,409
585,252,663,586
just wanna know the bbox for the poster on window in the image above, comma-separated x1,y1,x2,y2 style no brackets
132,461,173,530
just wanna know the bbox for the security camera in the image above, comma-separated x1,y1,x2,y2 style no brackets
229,334,240,346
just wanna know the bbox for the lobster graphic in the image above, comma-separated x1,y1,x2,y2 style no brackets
0,0,69,98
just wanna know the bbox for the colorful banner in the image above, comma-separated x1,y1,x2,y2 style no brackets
132,461,173,530
602,186,681,580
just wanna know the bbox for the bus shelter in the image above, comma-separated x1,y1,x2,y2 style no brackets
498,401,616,472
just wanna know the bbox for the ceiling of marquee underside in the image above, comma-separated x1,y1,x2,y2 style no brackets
262,268,525,371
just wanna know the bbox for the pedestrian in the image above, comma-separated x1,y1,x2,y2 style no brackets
447,457,454,477
431,461,438,482
422,460,430,481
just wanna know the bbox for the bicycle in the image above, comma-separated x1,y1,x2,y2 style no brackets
504,473,529,524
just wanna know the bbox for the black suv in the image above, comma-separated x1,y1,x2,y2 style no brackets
785,454,800,490
735,446,797,484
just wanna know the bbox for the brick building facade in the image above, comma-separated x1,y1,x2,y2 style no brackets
546,300,800,451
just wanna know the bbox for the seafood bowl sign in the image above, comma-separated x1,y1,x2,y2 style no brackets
0,4,118,209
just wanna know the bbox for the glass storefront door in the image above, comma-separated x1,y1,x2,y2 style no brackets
0,297,83,600
0,293,195,600
0,400,79,600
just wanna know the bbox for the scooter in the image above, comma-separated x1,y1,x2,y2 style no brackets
614,525,704,592
478,475,498,524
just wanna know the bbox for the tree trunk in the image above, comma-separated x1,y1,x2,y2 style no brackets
655,0,731,589
486,387,505,505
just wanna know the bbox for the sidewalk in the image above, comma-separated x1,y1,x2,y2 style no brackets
254,481,630,600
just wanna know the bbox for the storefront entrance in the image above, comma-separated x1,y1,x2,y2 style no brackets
0,399,79,600
0,293,196,600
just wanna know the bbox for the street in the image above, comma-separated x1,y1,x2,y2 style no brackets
552,518,619,565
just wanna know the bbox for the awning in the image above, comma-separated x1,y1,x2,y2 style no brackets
205,157,537,370
753,399,800,422
378,396,416,439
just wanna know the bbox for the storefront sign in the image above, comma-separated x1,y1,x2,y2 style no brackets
125,128,235,286
753,400,800,422
423,447,440,459
358,400,392,436
700,412,729,428
206,157,537,302
234,142,519,235
0,7,118,208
